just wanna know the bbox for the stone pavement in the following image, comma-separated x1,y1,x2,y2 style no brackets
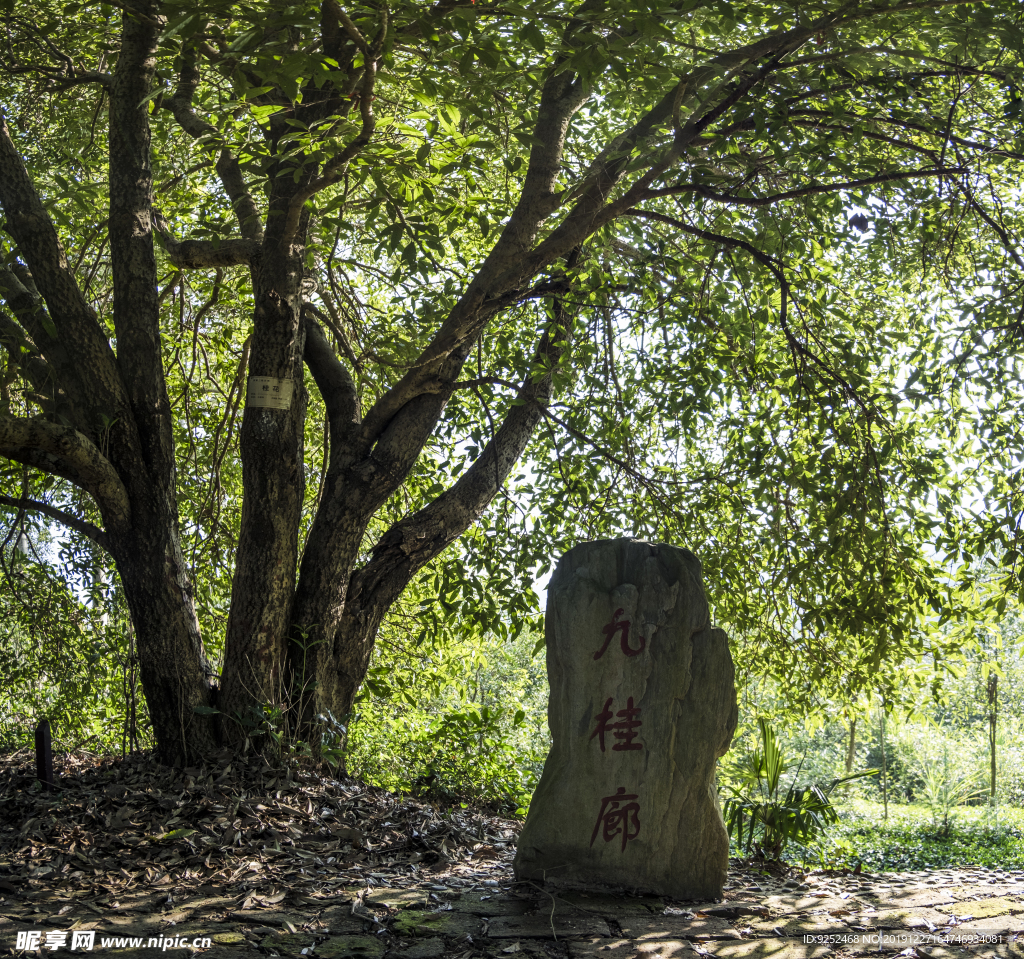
3,865,1022,959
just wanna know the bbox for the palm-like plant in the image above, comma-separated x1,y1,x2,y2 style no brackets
919,751,984,838
723,718,877,861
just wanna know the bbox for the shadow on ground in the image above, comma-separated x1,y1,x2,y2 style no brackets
2,754,1022,959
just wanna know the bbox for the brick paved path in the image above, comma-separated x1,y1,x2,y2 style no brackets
3,866,1022,959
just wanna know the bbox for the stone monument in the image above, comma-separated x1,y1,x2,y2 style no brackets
513,538,738,900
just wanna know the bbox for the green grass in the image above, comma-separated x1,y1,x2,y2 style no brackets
799,800,1024,872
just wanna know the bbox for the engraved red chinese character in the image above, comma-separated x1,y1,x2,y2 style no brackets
593,608,645,660
590,786,641,851
589,696,643,752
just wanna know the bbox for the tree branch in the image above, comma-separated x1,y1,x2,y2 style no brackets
48,71,112,90
0,413,130,530
355,23,591,446
152,212,261,268
107,0,175,494
349,259,580,617
956,186,1024,272
351,0,1001,456
1,18,112,89
627,208,883,418
0,64,112,89
0,308,58,406
627,209,787,281
310,283,362,372
352,1,829,443
281,42,381,243
494,0,986,278
323,0,372,56
163,36,264,242
0,116,129,437
644,167,966,207
303,308,360,439
0,494,109,550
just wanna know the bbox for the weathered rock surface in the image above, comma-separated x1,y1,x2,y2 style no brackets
514,538,738,900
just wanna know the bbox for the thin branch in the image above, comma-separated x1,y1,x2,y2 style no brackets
164,35,263,242
956,186,1024,271
789,109,1024,162
0,494,109,550
644,167,966,207
627,208,887,429
308,289,362,373
323,0,371,56
1,18,112,88
1,63,112,89
0,308,55,403
281,58,379,243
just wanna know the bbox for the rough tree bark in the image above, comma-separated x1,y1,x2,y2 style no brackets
0,2,219,764
217,151,312,745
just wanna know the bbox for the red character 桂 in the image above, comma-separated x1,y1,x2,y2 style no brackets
590,786,641,851
593,608,645,660
589,696,643,752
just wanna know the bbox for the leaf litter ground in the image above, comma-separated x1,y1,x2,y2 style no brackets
1,753,1022,959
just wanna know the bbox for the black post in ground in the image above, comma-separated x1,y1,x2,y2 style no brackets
988,673,998,800
35,719,55,791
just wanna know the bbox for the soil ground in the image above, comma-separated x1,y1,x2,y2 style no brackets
2,753,1022,959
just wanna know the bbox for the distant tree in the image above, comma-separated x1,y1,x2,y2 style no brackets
0,0,1021,762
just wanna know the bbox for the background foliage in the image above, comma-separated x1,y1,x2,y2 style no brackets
2,0,1024,865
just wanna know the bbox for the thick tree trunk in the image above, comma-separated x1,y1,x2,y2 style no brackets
217,161,312,750
293,302,576,752
287,485,368,734
103,0,218,764
316,587,390,753
286,390,450,738
110,522,216,765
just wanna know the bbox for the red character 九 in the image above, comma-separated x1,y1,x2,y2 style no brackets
593,608,645,660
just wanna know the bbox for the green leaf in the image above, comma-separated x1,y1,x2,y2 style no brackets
160,828,197,841
521,24,545,53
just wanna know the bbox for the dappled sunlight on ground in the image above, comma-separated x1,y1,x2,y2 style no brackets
1,755,1022,959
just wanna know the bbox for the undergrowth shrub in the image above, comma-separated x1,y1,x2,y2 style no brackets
346,622,549,811
814,801,1024,871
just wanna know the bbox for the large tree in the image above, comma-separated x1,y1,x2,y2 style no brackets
0,0,1020,763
